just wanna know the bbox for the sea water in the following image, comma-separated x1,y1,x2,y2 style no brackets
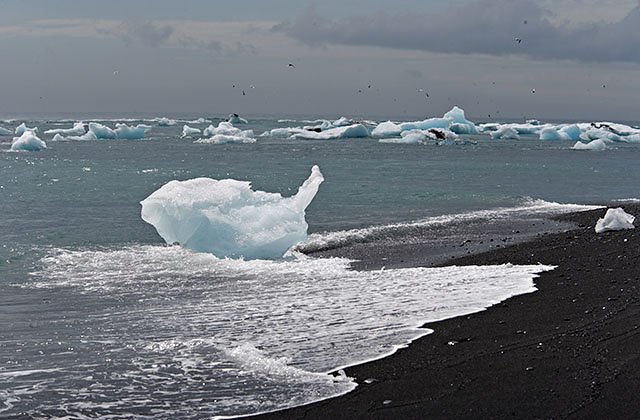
1,115,639,418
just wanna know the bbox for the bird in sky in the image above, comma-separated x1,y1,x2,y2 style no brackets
288,63,295,68
531,88,536,94
113,70,119,76
242,90,246,96
515,37,522,44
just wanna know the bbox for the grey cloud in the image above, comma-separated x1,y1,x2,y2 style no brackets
99,21,174,47
274,0,640,62
175,36,257,56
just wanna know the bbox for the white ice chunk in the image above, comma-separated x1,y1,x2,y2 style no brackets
115,123,151,140
292,124,369,140
186,117,210,124
540,124,581,141
572,139,606,151
181,124,201,138
227,113,248,125
195,134,256,144
260,127,306,138
0,126,11,136
11,131,46,151
140,165,324,259
331,116,354,127
595,208,635,233
15,123,38,136
154,117,177,126
580,128,622,143
44,122,86,136
53,131,98,141
89,122,117,139
372,121,402,138
490,126,520,140
379,132,424,144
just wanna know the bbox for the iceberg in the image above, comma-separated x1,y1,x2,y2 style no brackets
181,124,201,138
444,106,478,134
292,124,369,140
0,126,11,136
154,117,177,126
186,117,210,124
227,113,248,125
140,165,324,259
490,126,520,140
89,122,117,139
11,131,46,151
260,127,306,138
540,124,581,141
44,122,86,136
195,134,256,144
115,123,151,140
595,208,635,233
379,132,425,144
15,123,38,136
372,121,402,138
572,139,606,151
200,122,255,143
52,131,98,141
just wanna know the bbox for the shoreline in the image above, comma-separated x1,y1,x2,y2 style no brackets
247,204,640,419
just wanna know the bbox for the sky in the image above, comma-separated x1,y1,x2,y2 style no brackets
1,0,640,121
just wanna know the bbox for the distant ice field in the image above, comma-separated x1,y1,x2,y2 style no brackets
1,112,640,418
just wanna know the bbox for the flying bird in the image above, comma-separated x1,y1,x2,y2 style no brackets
531,88,536,94
515,37,522,44
113,70,119,76
242,90,246,96
288,63,295,68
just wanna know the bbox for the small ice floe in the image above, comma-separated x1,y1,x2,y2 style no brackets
572,139,606,151
15,123,38,136
154,117,177,126
181,124,201,138
197,122,255,144
490,126,520,140
595,208,635,233
0,126,11,136
44,122,86,136
11,131,47,151
227,113,248,125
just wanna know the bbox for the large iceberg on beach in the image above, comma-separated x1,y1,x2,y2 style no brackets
140,165,325,259
595,208,635,233
11,131,46,151
44,122,86,136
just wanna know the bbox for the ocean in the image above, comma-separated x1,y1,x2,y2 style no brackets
1,114,639,418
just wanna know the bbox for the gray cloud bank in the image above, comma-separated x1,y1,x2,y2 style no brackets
274,0,640,62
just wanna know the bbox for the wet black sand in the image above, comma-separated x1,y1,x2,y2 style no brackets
248,204,640,419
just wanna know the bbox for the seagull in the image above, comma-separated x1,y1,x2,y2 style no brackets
242,90,246,96
288,63,295,68
113,70,119,76
531,88,536,94
367,84,372,89
523,20,528,25
515,37,522,44
357,89,362,93
249,84,256,89
232,84,236,88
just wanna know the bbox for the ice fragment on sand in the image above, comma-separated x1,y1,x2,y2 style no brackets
595,208,635,233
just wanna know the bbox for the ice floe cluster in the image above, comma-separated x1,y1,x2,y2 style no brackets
140,166,324,259
261,116,371,140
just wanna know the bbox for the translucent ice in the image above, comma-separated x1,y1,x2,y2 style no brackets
444,106,478,134
0,126,11,136
140,166,324,259
115,123,151,140
88,122,117,139
540,124,581,141
595,208,635,233
181,125,201,138
44,122,86,136
372,121,402,138
15,123,38,136
11,131,46,151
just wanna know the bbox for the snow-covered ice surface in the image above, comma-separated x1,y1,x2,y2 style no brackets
141,166,324,259
181,124,201,138
595,208,635,233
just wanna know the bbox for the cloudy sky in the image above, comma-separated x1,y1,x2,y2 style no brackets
2,0,640,121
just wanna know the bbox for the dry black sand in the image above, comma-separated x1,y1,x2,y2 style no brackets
248,204,640,419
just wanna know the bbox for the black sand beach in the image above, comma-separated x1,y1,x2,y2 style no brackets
249,204,640,419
